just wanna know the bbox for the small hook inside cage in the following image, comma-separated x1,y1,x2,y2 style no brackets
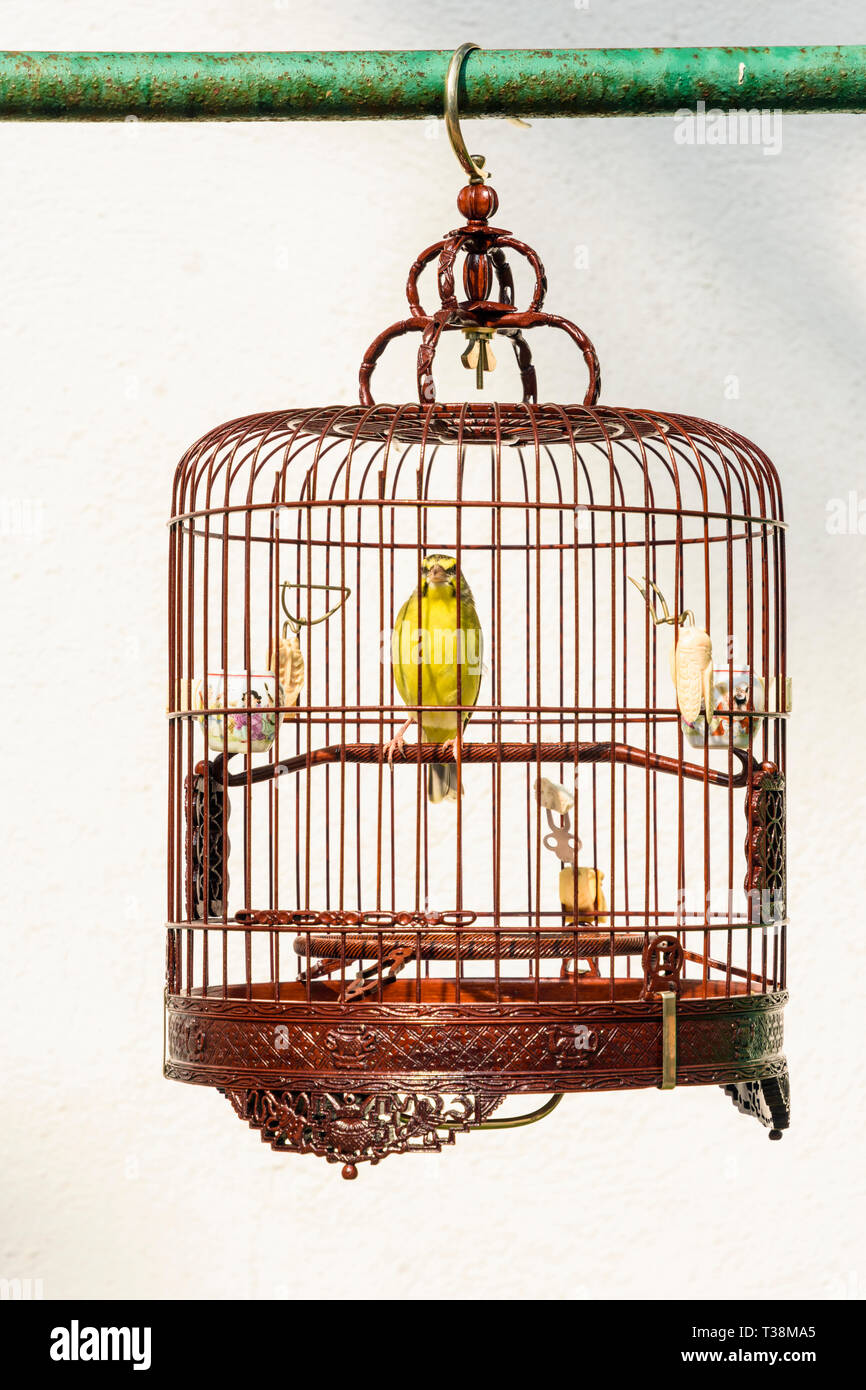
628,575,694,628
279,580,351,636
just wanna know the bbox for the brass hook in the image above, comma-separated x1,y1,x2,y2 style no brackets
444,43,489,185
279,580,351,636
628,576,694,628
436,1093,563,1131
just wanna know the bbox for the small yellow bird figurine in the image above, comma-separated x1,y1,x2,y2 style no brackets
389,554,483,803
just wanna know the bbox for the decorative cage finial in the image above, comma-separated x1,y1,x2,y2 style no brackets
359,182,600,408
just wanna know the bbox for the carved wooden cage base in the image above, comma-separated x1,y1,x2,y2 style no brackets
165,989,790,1174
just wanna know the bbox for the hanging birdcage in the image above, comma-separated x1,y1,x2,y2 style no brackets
164,49,789,1177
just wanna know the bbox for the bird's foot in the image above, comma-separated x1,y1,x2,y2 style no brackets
385,720,413,764
439,736,461,762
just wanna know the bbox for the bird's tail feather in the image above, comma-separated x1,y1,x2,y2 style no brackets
428,762,460,803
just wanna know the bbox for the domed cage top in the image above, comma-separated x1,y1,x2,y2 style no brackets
165,177,789,1176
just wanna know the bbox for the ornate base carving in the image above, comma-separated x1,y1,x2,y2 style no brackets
166,987,788,1093
164,989,790,1169
723,1062,790,1139
224,1088,504,1177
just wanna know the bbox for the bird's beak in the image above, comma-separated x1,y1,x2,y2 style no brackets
427,566,448,585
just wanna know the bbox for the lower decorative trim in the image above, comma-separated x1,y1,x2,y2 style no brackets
225,1088,504,1178
724,1065,791,1139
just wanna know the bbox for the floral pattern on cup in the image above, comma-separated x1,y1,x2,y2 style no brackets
683,667,765,750
194,672,285,753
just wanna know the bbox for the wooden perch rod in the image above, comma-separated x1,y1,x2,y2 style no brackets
211,742,750,788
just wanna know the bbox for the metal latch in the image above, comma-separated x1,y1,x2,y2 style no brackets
660,990,677,1089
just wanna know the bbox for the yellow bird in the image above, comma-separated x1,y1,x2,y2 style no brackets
389,554,483,802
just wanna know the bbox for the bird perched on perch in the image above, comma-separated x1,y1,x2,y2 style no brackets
389,554,483,803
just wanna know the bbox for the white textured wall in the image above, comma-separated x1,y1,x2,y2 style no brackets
2,0,864,1301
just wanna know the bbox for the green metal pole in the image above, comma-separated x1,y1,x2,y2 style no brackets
1,47,865,121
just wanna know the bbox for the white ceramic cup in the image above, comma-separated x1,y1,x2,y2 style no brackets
683,667,765,749
194,672,284,753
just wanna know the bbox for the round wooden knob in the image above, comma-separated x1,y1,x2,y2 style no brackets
341,1162,359,1180
457,183,498,221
